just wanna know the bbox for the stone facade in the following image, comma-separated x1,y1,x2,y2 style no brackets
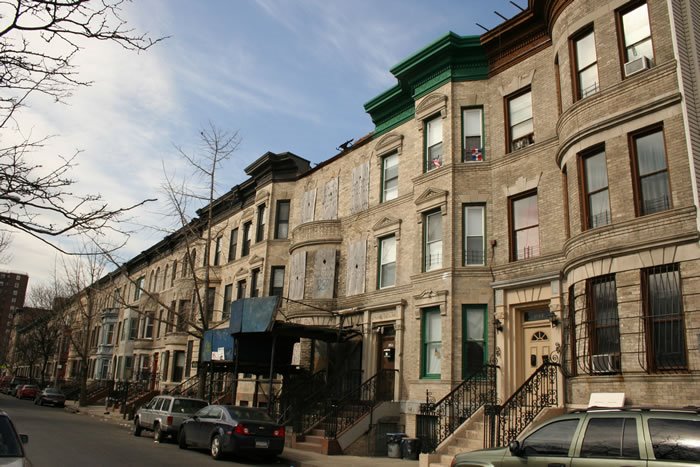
46,0,700,445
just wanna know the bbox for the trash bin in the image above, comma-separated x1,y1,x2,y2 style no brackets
386,432,407,458
401,438,421,460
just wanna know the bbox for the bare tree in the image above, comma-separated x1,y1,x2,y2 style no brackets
0,0,163,252
0,231,12,262
26,281,69,386
161,123,240,398
61,243,107,405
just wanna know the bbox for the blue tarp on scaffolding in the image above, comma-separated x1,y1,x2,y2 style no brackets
228,296,280,334
200,328,234,363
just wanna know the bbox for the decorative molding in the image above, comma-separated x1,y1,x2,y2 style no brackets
372,216,402,241
234,267,249,278
373,133,404,157
248,254,264,267
254,189,270,204
505,173,542,197
415,187,449,216
413,289,448,318
415,92,448,123
499,70,536,97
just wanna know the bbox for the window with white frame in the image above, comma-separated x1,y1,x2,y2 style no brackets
422,307,442,378
464,205,485,265
381,152,398,202
462,108,484,161
425,115,443,171
378,235,396,289
424,210,442,271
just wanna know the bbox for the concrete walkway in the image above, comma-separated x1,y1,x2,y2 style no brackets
64,401,419,467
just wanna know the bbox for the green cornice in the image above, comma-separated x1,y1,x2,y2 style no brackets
364,31,488,137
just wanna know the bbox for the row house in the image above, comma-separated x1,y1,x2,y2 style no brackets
58,0,699,459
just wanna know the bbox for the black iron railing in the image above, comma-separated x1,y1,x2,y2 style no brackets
270,370,327,423
417,364,498,453
487,361,560,448
321,369,397,438
162,374,199,396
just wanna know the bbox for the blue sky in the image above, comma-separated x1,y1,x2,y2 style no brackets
5,0,523,290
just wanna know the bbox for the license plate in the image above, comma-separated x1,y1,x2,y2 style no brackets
255,440,269,449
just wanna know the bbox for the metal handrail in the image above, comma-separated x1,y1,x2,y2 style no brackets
417,364,498,453
488,361,560,448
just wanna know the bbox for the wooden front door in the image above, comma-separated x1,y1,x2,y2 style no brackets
377,326,395,400
523,324,551,380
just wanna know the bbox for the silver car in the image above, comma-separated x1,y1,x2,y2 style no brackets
133,395,208,443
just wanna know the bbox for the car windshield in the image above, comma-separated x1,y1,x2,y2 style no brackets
24,385,38,390
0,418,22,457
171,399,208,414
44,388,62,394
226,407,274,422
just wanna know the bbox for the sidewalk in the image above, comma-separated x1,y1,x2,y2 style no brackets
64,402,419,467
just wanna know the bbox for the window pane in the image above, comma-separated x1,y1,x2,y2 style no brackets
589,190,611,227
466,207,484,236
427,117,442,146
641,173,670,214
509,92,532,126
426,242,442,270
623,4,651,49
522,419,579,457
585,151,608,192
511,119,534,140
636,131,666,175
581,418,639,458
576,31,597,69
463,109,481,138
466,237,484,264
381,236,396,263
579,64,599,97
513,196,538,230
427,212,442,242
649,419,700,461
466,309,484,340
627,38,653,61
426,342,441,374
380,263,396,288
427,310,441,341
383,153,399,201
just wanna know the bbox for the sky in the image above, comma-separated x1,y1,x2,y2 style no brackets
2,0,523,296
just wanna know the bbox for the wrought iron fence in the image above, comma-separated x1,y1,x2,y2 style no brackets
322,369,397,438
417,364,498,453
270,370,327,423
486,361,560,448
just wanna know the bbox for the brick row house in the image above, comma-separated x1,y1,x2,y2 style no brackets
49,0,698,459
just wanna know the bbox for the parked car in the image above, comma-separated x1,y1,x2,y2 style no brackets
178,405,285,460
133,395,208,443
34,387,66,407
451,407,700,466
1,377,28,395
0,410,30,465
15,385,39,400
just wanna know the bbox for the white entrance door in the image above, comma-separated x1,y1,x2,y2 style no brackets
523,324,551,380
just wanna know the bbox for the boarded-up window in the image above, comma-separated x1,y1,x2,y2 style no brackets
351,162,370,214
301,189,316,223
320,178,339,220
289,251,306,300
314,249,336,299
346,239,367,296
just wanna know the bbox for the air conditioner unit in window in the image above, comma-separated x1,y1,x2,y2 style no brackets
591,353,621,374
624,56,651,77
512,135,533,151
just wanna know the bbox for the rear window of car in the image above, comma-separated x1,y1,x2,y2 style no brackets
171,399,207,413
226,407,274,422
648,418,700,461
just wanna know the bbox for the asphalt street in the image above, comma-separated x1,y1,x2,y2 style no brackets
0,393,294,467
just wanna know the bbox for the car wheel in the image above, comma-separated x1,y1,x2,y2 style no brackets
178,429,188,450
153,423,163,443
133,418,142,437
210,434,223,460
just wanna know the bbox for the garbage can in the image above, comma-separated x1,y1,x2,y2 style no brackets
386,432,407,458
401,438,421,460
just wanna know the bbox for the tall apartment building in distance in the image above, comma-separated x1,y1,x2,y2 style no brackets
11,0,699,460
0,271,28,364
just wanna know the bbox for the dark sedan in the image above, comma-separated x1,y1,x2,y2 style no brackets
34,387,66,407
178,405,285,460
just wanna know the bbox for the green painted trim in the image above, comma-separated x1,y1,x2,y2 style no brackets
462,304,488,379
365,32,488,135
421,306,442,379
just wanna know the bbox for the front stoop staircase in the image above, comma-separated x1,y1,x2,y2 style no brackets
287,369,398,456
292,428,342,455
421,409,486,467
418,361,563,467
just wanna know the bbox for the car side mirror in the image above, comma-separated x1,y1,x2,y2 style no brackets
508,440,521,456
20,434,28,444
